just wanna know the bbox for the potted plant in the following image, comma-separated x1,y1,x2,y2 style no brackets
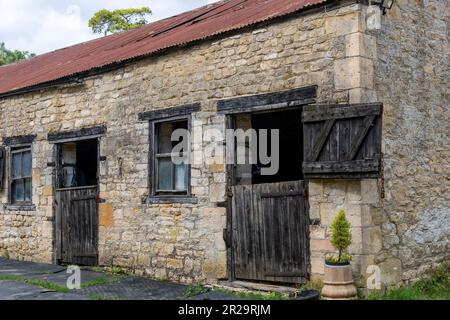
321,210,358,300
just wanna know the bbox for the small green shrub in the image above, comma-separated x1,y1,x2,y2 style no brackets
326,253,352,264
326,210,352,264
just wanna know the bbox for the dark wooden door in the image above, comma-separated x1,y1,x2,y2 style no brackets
231,180,310,284
56,186,99,266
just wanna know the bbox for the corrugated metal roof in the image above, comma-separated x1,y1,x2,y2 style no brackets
0,0,327,96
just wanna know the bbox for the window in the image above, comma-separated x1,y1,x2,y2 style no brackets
151,118,190,197
10,146,32,204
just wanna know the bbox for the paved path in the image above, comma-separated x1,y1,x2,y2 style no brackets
0,257,239,300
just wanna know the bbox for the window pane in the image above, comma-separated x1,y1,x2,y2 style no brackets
22,151,32,177
158,158,173,191
12,153,22,178
175,163,187,191
157,122,174,154
157,120,188,154
12,180,25,203
24,178,32,202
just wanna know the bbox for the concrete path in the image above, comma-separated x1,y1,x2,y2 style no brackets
0,257,239,300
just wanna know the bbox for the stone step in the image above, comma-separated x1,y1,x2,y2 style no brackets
214,280,299,295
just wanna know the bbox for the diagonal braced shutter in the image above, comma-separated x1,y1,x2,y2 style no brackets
0,146,5,190
302,103,382,178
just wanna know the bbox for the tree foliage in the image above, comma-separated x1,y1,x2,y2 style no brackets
0,42,35,66
89,7,152,36
331,210,352,262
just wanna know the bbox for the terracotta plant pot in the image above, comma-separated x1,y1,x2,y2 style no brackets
321,262,358,300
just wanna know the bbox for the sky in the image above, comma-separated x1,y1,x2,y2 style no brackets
0,0,219,55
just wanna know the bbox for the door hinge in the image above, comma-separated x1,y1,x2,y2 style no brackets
223,228,231,248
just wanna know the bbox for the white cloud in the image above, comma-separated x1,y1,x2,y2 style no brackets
0,0,220,55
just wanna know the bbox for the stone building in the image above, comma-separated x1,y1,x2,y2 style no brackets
0,0,448,291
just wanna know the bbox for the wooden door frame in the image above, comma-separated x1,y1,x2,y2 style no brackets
225,114,237,281
52,133,103,265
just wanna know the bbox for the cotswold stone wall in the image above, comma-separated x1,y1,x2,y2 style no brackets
0,1,446,287
309,2,449,290
371,0,450,286
0,4,369,283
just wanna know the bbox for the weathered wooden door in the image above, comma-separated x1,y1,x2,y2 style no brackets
54,139,100,266
231,180,310,284
56,186,99,266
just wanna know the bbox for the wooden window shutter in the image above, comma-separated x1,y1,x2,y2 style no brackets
302,103,382,178
0,146,5,190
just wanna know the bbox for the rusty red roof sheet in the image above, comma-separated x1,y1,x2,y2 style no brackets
0,0,326,96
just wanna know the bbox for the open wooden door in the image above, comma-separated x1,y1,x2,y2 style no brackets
227,109,311,285
55,139,99,266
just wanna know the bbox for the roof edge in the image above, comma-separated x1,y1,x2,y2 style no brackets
0,0,360,100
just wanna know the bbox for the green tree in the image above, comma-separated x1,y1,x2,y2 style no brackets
89,7,152,36
331,210,352,262
0,42,35,66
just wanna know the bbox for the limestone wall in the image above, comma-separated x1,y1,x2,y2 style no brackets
1,1,446,287
371,0,450,286
308,2,449,290
0,4,369,283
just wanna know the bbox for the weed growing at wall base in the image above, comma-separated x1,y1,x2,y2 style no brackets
366,263,450,300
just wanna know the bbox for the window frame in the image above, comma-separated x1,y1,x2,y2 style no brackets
9,145,33,205
149,115,192,200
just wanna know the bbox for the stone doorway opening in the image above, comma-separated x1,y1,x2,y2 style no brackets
227,108,310,285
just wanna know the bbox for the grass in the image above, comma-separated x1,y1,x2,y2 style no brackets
87,265,130,276
90,266,104,273
80,277,113,288
108,266,128,275
0,274,70,293
183,285,211,298
234,290,289,300
0,273,115,293
367,262,450,300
